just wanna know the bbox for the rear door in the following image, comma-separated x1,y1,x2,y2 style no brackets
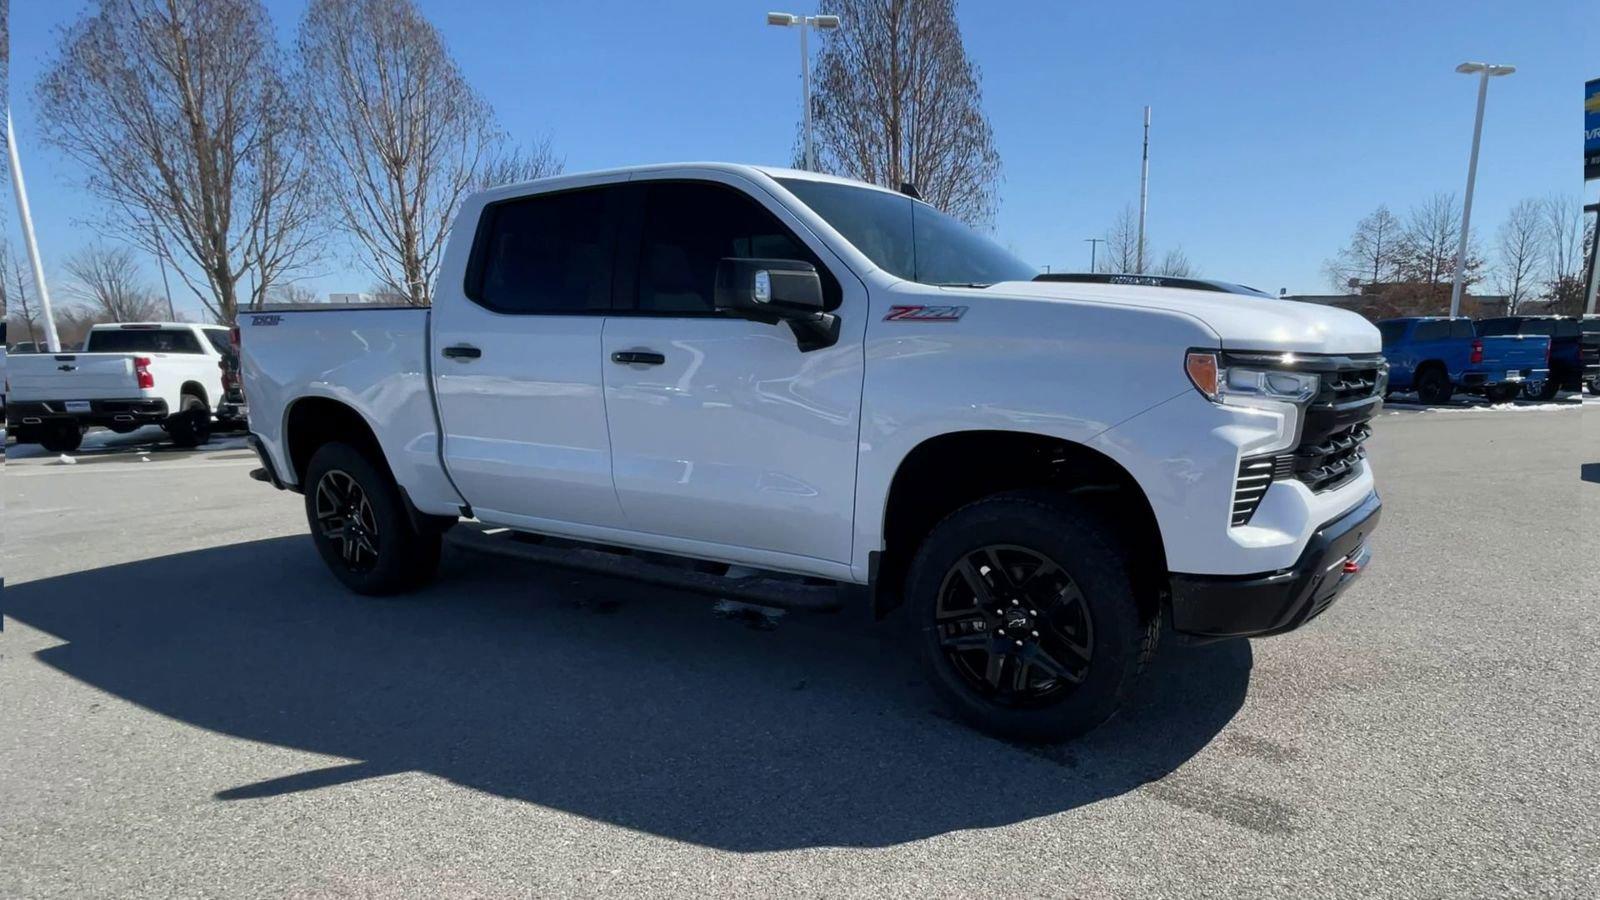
431,178,630,529
599,176,866,568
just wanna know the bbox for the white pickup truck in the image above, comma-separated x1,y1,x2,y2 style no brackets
7,322,240,452
241,163,1385,740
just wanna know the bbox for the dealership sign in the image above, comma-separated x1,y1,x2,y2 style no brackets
1587,78,1600,180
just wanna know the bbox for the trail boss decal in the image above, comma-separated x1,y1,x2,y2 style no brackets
884,305,968,322
251,315,282,327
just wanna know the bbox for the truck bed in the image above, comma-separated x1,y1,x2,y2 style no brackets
240,305,463,515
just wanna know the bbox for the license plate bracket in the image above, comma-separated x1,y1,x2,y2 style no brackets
65,400,91,413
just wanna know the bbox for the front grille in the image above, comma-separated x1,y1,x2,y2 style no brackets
1229,353,1384,526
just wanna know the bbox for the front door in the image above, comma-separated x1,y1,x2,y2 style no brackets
600,177,866,566
432,180,628,528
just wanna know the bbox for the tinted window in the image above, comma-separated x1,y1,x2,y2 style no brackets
1553,319,1579,338
469,187,615,313
1449,319,1474,339
1377,321,1408,346
1581,318,1600,335
203,329,233,357
85,328,203,353
1413,321,1450,342
633,181,835,314
1476,318,1513,336
777,178,1038,287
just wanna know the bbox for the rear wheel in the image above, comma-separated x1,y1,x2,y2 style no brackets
304,441,441,595
907,492,1153,742
39,423,84,453
1415,367,1453,405
165,393,212,447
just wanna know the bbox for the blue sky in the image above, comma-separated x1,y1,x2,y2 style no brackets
7,0,1596,319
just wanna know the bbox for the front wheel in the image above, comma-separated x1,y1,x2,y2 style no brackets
1524,380,1561,401
907,492,1154,742
303,441,441,595
165,393,213,447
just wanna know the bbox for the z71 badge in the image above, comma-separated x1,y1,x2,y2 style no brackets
884,305,968,321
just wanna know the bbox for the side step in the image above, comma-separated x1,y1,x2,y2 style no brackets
444,524,852,612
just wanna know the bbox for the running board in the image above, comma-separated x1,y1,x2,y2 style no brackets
444,524,852,612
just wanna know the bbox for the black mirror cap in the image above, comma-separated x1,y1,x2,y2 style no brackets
714,258,826,323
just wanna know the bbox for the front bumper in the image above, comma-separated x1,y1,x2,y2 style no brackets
1168,490,1381,639
8,398,170,428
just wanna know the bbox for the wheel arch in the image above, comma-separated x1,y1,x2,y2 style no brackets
282,395,390,487
179,380,209,406
874,429,1167,622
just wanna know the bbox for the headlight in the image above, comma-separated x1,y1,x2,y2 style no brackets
1186,350,1318,455
1185,351,1318,407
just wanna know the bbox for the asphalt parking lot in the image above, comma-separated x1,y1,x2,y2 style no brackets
3,405,1597,898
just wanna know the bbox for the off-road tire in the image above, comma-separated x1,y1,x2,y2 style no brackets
907,490,1153,743
165,393,212,448
303,441,441,595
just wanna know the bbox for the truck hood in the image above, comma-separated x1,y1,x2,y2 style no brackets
984,281,1382,355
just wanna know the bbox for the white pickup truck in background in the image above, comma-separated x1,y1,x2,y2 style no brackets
241,163,1386,741
7,322,242,452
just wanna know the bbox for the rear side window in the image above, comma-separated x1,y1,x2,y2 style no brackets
631,181,838,314
1476,318,1513,336
1377,321,1407,346
1553,319,1579,338
467,186,617,314
1449,320,1474,339
86,328,203,354
203,329,233,358
1413,321,1450,342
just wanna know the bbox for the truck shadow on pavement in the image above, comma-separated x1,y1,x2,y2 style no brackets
7,536,1252,851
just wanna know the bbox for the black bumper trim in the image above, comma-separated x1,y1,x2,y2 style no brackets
1169,491,1382,639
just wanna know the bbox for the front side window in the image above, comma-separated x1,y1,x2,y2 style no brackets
85,328,203,354
777,178,1037,287
468,186,616,314
633,181,835,314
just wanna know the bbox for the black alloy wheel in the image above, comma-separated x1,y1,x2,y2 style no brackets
314,469,381,573
935,544,1094,707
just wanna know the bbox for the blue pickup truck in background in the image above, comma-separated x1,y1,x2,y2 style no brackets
1476,316,1593,400
1377,317,1551,404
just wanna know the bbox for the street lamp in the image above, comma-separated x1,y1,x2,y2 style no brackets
1448,61,1515,317
767,11,841,172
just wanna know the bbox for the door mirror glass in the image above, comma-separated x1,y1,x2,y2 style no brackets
713,257,839,351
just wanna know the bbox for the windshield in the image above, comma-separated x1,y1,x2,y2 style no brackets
776,178,1037,287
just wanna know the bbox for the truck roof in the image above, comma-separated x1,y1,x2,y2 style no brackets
467,162,914,206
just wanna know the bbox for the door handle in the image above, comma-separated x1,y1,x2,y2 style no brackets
442,344,482,360
611,350,666,366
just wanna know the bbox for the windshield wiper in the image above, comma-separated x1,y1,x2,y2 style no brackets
934,282,992,289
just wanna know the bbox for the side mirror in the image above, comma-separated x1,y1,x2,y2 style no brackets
714,258,840,351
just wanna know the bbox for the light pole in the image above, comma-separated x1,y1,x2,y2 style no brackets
1137,106,1150,273
6,113,62,352
767,11,841,171
1448,61,1515,318
1084,237,1105,272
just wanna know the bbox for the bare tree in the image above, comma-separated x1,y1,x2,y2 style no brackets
1323,205,1402,291
2,244,43,347
1541,194,1589,315
1097,205,1146,274
61,245,166,322
268,281,323,305
1397,192,1483,289
475,139,564,192
299,0,512,306
808,0,1002,226
1492,198,1545,315
1151,247,1197,278
35,0,319,323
